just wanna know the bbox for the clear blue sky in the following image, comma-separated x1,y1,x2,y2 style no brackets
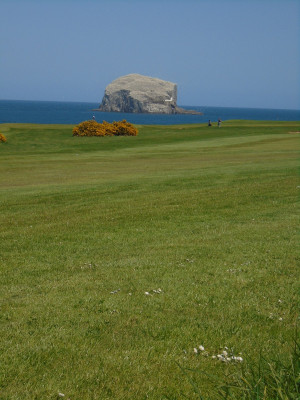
1,0,299,109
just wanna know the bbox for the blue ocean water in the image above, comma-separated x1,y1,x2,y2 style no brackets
0,100,299,125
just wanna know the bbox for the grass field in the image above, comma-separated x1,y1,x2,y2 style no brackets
0,120,299,399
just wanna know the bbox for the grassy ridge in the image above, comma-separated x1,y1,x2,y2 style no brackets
0,121,299,399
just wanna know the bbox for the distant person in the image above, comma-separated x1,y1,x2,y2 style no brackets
218,118,222,128
92,115,96,120
208,120,212,127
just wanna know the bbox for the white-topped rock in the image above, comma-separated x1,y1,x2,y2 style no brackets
97,74,202,115
99,74,177,114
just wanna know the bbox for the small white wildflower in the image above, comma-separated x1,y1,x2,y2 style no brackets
226,357,231,362
279,317,283,321
217,354,223,359
128,292,132,296
278,299,283,303
58,394,65,398
199,345,205,351
222,350,228,357
193,348,198,354
212,355,217,359
224,346,228,350
110,289,120,294
236,357,243,362
145,291,150,295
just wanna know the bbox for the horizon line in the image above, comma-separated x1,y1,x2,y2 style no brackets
0,98,299,112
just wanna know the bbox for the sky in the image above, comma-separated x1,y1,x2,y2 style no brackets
1,0,299,109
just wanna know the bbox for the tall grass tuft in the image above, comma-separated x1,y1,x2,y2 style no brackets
177,336,299,399
218,339,299,399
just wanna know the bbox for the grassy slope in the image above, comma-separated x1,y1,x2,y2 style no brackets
0,121,299,399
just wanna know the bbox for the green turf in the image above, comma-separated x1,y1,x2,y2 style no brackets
0,121,299,399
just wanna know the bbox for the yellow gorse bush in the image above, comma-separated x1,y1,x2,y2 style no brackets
111,120,139,136
72,120,138,137
0,133,7,143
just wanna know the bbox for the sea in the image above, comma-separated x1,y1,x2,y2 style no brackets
0,100,299,125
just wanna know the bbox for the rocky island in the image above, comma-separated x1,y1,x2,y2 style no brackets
95,74,202,115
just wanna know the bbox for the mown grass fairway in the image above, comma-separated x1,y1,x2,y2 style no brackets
0,121,299,399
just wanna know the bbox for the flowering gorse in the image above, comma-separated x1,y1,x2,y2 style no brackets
0,133,7,143
72,120,138,137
